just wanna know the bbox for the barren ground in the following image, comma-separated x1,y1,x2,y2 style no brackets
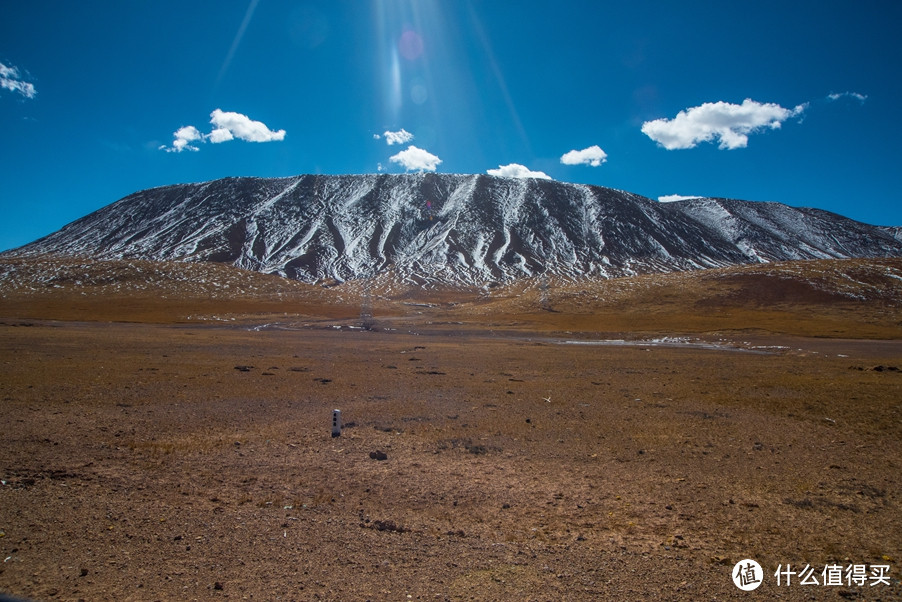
0,257,900,601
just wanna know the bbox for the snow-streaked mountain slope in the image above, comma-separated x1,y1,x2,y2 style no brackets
879,226,902,243
7,174,902,285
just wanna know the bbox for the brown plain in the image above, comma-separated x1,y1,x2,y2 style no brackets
0,256,900,600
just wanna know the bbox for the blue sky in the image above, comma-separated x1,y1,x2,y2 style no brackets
1,0,900,251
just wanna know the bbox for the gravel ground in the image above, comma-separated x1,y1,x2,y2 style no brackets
1,316,900,601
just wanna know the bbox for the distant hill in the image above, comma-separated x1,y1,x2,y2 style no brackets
6,174,901,285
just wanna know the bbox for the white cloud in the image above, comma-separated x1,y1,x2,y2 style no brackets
0,62,36,99
658,194,702,203
160,125,204,153
381,128,414,145
160,109,285,152
560,145,608,167
486,163,552,180
207,127,234,143
389,145,442,172
828,91,867,103
641,98,807,150
208,109,285,142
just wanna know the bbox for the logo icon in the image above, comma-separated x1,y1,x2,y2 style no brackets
733,559,763,591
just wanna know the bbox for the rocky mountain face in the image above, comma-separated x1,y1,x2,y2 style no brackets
8,174,902,285
880,226,902,242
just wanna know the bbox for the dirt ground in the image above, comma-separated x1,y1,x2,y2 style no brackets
1,258,901,600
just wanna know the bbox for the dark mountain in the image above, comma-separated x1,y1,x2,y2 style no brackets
880,226,902,242
7,174,902,285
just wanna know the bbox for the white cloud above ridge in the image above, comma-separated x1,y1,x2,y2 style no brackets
641,98,807,150
560,145,607,167
0,62,37,99
827,91,867,103
209,109,285,143
658,194,702,203
160,109,285,152
486,163,552,180
207,127,234,143
389,145,442,172
161,126,204,153
378,128,414,145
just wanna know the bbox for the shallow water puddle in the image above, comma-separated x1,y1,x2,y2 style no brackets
557,337,776,353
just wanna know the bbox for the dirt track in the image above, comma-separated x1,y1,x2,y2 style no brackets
1,313,900,600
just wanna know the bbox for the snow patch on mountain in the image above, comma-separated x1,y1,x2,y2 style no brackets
6,174,901,286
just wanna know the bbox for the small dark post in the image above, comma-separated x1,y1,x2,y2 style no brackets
331,409,342,438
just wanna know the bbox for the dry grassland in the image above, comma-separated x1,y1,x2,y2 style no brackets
0,257,900,600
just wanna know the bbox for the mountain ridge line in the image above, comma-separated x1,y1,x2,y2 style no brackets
5,173,901,285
